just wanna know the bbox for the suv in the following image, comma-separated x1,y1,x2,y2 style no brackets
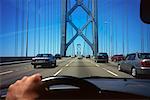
118,53,150,77
95,53,108,63
55,54,62,59
111,55,125,62
31,54,56,68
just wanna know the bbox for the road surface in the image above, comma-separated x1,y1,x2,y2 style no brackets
0,57,134,89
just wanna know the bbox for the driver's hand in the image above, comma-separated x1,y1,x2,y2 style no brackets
6,73,42,100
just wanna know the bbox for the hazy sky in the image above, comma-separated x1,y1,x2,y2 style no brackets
0,0,150,56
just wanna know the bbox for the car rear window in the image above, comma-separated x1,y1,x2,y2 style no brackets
37,54,52,57
98,53,108,56
138,53,150,59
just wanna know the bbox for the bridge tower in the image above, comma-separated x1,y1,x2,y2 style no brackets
61,0,98,57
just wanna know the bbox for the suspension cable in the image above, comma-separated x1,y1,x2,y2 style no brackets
122,3,125,55
83,0,90,56
15,0,19,56
126,1,129,54
21,0,24,56
44,0,46,53
47,0,50,53
34,0,37,56
38,0,40,54
51,1,54,55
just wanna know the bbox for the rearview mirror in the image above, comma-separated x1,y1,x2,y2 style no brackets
140,0,150,24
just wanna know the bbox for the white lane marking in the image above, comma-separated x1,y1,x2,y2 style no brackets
102,68,118,77
0,70,13,75
53,58,76,76
53,69,63,76
96,64,99,67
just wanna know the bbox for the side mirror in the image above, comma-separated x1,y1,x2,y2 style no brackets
140,0,150,24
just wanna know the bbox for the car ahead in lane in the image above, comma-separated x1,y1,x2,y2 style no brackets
55,54,62,59
86,55,90,58
118,53,150,77
95,53,108,63
111,54,125,62
78,55,83,59
31,54,56,68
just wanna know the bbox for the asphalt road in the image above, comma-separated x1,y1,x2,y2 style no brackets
0,57,133,89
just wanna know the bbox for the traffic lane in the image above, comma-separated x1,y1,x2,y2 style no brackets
0,57,71,76
87,59,134,78
0,58,73,88
55,58,120,78
0,57,70,72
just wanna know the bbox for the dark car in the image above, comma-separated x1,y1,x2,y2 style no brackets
86,55,90,58
55,54,62,59
95,53,108,63
118,53,150,77
31,54,56,68
111,55,125,62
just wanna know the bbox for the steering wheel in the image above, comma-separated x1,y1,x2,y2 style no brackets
38,76,101,99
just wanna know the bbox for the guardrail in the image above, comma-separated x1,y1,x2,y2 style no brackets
0,57,33,63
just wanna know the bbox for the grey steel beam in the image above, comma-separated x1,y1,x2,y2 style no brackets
67,18,92,50
92,0,98,57
80,18,92,32
67,3,78,17
61,0,98,56
66,33,78,49
80,34,93,51
68,20,78,32
60,0,67,56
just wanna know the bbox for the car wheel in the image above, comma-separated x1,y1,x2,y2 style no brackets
131,68,137,77
118,65,121,71
54,63,56,67
34,65,36,68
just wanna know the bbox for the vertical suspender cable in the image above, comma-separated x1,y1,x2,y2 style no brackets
126,1,129,54
15,0,19,56
51,1,54,54
21,0,24,56
141,24,144,52
47,0,50,53
25,0,29,57
38,0,40,54
34,0,37,56
58,0,61,54
115,7,118,54
122,3,125,54
44,0,46,53
110,1,114,56
83,0,90,56
147,26,149,52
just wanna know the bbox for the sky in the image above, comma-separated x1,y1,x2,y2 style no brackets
0,0,150,57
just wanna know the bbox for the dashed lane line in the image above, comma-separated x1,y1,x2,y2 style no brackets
86,59,118,77
102,68,118,77
53,58,77,76
0,70,13,75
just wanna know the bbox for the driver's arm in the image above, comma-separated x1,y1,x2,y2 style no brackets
6,73,42,100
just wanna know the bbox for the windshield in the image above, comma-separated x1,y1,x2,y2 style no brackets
0,0,150,88
138,53,150,59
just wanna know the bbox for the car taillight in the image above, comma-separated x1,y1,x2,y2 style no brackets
141,61,150,67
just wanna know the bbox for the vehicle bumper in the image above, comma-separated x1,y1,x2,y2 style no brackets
96,59,108,62
137,68,150,75
31,61,55,66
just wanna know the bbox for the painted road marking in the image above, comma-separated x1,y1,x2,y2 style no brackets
53,69,63,76
102,68,118,77
53,58,76,76
0,70,13,75
87,59,118,77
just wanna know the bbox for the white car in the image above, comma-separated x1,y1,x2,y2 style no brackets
31,54,56,68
